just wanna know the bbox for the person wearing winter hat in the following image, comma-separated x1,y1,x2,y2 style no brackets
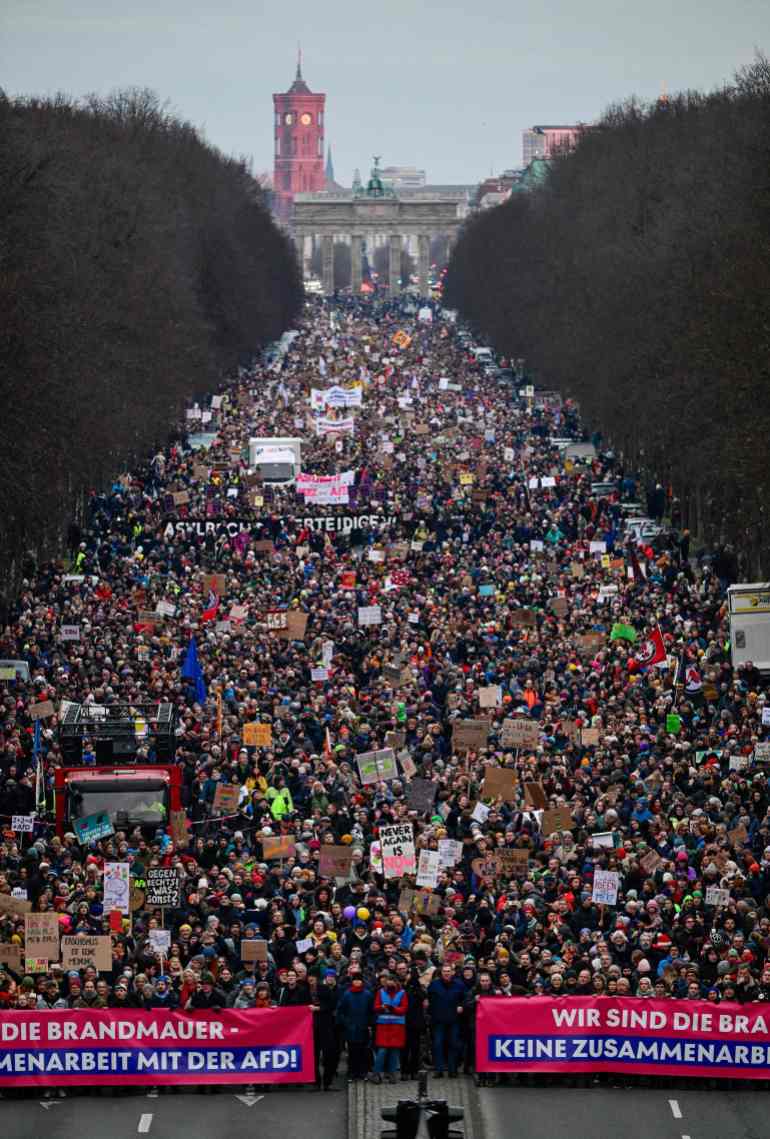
185,970,226,1011
314,969,341,1091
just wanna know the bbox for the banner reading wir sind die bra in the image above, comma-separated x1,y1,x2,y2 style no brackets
477,995,770,1080
0,1007,314,1086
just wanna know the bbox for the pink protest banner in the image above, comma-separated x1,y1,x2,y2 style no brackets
0,1007,314,1086
476,996,770,1080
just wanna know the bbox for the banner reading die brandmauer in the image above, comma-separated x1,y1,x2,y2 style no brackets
476,996,770,1080
0,1008,314,1086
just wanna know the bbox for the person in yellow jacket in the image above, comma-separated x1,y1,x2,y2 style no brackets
267,778,294,820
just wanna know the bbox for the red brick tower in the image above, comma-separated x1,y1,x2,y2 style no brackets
272,50,326,225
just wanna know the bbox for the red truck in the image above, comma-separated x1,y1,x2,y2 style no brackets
54,765,182,838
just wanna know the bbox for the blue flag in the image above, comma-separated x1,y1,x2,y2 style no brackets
181,637,207,705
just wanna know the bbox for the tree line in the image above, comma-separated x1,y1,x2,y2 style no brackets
0,88,302,601
445,56,770,577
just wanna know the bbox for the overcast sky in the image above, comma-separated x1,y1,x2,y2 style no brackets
3,0,769,185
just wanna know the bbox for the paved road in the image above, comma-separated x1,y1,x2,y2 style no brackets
479,1086,769,1139
0,1086,346,1139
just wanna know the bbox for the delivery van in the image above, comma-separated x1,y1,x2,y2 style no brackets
728,583,770,672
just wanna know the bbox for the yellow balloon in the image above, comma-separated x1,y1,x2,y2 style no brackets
356,907,370,921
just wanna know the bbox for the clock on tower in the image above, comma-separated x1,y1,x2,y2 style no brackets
272,51,326,225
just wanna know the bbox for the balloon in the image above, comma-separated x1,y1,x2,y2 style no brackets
356,907,370,921
343,906,356,920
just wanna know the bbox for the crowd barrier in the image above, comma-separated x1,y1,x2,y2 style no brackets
476,995,770,1080
0,1007,314,1087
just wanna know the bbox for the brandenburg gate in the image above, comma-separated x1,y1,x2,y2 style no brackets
292,159,465,296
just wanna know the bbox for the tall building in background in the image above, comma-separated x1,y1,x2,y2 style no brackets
272,52,326,225
380,165,427,191
522,125,583,165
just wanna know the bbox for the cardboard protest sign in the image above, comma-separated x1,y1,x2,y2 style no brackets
591,869,620,906
560,718,580,742
497,849,530,877
261,836,296,861
213,783,240,814
541,806,574,834
639,850,663,875
279,611,308,639
575,633,604,655
500,718,539,749
318,845,354,879
11,816,34,833
264,610,289,637
29,700,55,721
170,810,189,849
203,573,227,596
729,823,749,847
241,939,269,963
399,752,417,778
416,849,441,889
406,778,437,813
478,685,502,709
482,766,518,801
524,782,548,810
253,540,275,554
452,720,490,752
144,868,182,908
356,748,398,784
380,824,416,879
472,855,500,879
0,893,32,916
61,935,112,972
398,888,441,916
24,913,59,959
550,597,569,618
0,944,23,970
242,722,273,748
581,727,601,747
510,609,537,628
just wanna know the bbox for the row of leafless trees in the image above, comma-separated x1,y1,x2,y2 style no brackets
445,57,770,576
0,88,301,598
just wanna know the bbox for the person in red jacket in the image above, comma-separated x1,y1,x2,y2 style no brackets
371,972,408,1084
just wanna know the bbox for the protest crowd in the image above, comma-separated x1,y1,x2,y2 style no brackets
0,296,769,1093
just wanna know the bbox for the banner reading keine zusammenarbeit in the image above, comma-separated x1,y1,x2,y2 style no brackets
0,1008,314,1086
477,996,770,1080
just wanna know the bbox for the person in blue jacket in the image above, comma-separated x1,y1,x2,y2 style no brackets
428,963,466,1078
336,973,373,1082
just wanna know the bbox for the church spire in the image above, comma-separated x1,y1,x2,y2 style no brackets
325,145,335,183
296,42,303,82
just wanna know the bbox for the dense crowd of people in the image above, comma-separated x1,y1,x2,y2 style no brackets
0,296,768,1090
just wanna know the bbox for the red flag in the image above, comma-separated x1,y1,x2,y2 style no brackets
201,588,220,623
635,626,666,668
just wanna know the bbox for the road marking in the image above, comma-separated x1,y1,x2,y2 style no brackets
669,1100,682,1119
682,1134,691,1139
138,1113,153,1133
39,1102,60,1110
235,1093,264,1107
146,1088,159,1098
